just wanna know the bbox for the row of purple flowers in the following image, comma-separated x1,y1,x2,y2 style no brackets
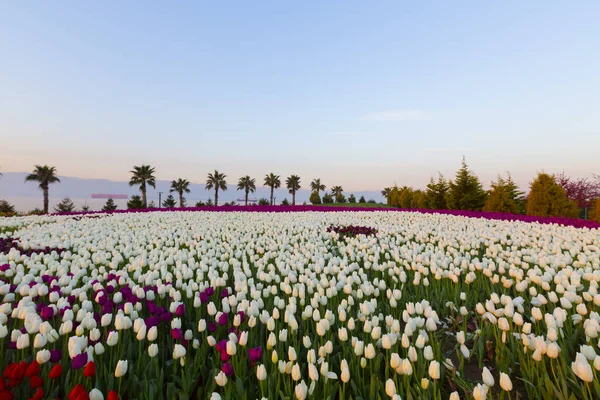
46,205,600,230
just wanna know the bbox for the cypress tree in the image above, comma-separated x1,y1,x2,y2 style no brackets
483,174,525,214
447,158,487,211
526,173,579,218
425,173,449,209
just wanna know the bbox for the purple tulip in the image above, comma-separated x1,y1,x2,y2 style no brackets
176,304,185,317
248,347,262,362
199,292,209,303
72,353,88,369
222,362,234,376
216,340,227,354
207,322,217,332
50,349,63,363
217,313,228,326
171,328,182,340
160,312,173,323
40,306,54,320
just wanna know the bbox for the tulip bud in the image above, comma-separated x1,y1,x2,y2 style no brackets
115,360,128,377
256,364,267,381
482,366,494,387
215,370,228,386
499,372,513,391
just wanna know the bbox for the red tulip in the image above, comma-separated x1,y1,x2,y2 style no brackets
0,391,15,400
25,361,41,378
30,388,44,400
0,378,5,391
5,362,27,380
30,375,44,389
107,391,120,400
83,361,96,378
49,364,63,379
7,379,21,388
69,384,89,400
2,364,16,379
14,362,27,380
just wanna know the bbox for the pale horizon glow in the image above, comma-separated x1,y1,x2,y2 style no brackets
1,2,599,193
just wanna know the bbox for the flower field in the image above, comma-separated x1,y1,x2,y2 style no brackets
1,210,600,400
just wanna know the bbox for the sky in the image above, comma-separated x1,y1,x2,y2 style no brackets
1,1,599,192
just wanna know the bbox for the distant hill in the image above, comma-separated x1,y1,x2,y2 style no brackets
0,172,385,212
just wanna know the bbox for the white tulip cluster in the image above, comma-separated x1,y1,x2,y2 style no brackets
0,210,598,399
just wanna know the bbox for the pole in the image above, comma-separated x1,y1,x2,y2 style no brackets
158,192,163,208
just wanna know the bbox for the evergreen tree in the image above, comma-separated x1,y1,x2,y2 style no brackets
447,158,487,210
258,198,270,205
195,201,206,207
309,191,321,204
163,194,177,208
348,194,356,203
483,174,525,214
127,195,144,209
0,200,16,214
281,198,290,206
411,190,427,208
148,200,156,208
526,173,579,218
398,186,413,208
81,203,90,212
322,192,334,204
102,198,118,211
358,195,366,203
335,194,346,203
54,197,75,213
425,173,449,209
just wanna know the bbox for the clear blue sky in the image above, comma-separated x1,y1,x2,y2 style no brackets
1,1,599,191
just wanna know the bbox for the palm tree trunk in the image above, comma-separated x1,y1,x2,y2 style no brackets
215,189,218,206
142,183,147,208
292,191,296,205
270,187,274,205
43,187,49,214
245,189,249,206
179,192,184,208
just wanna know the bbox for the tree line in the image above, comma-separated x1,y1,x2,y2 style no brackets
381,158,600,220
1,161,598,221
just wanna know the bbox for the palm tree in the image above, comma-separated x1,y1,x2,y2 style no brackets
25,165,61,214
264,173,281,205
382,187,392,199
129,165,156,208
206,170,227,206
286,175,301,205
331,185,344,198
237,176,256,205
170,178,191,208
310,179,326,196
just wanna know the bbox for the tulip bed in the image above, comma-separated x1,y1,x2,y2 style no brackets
1,210,600,400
